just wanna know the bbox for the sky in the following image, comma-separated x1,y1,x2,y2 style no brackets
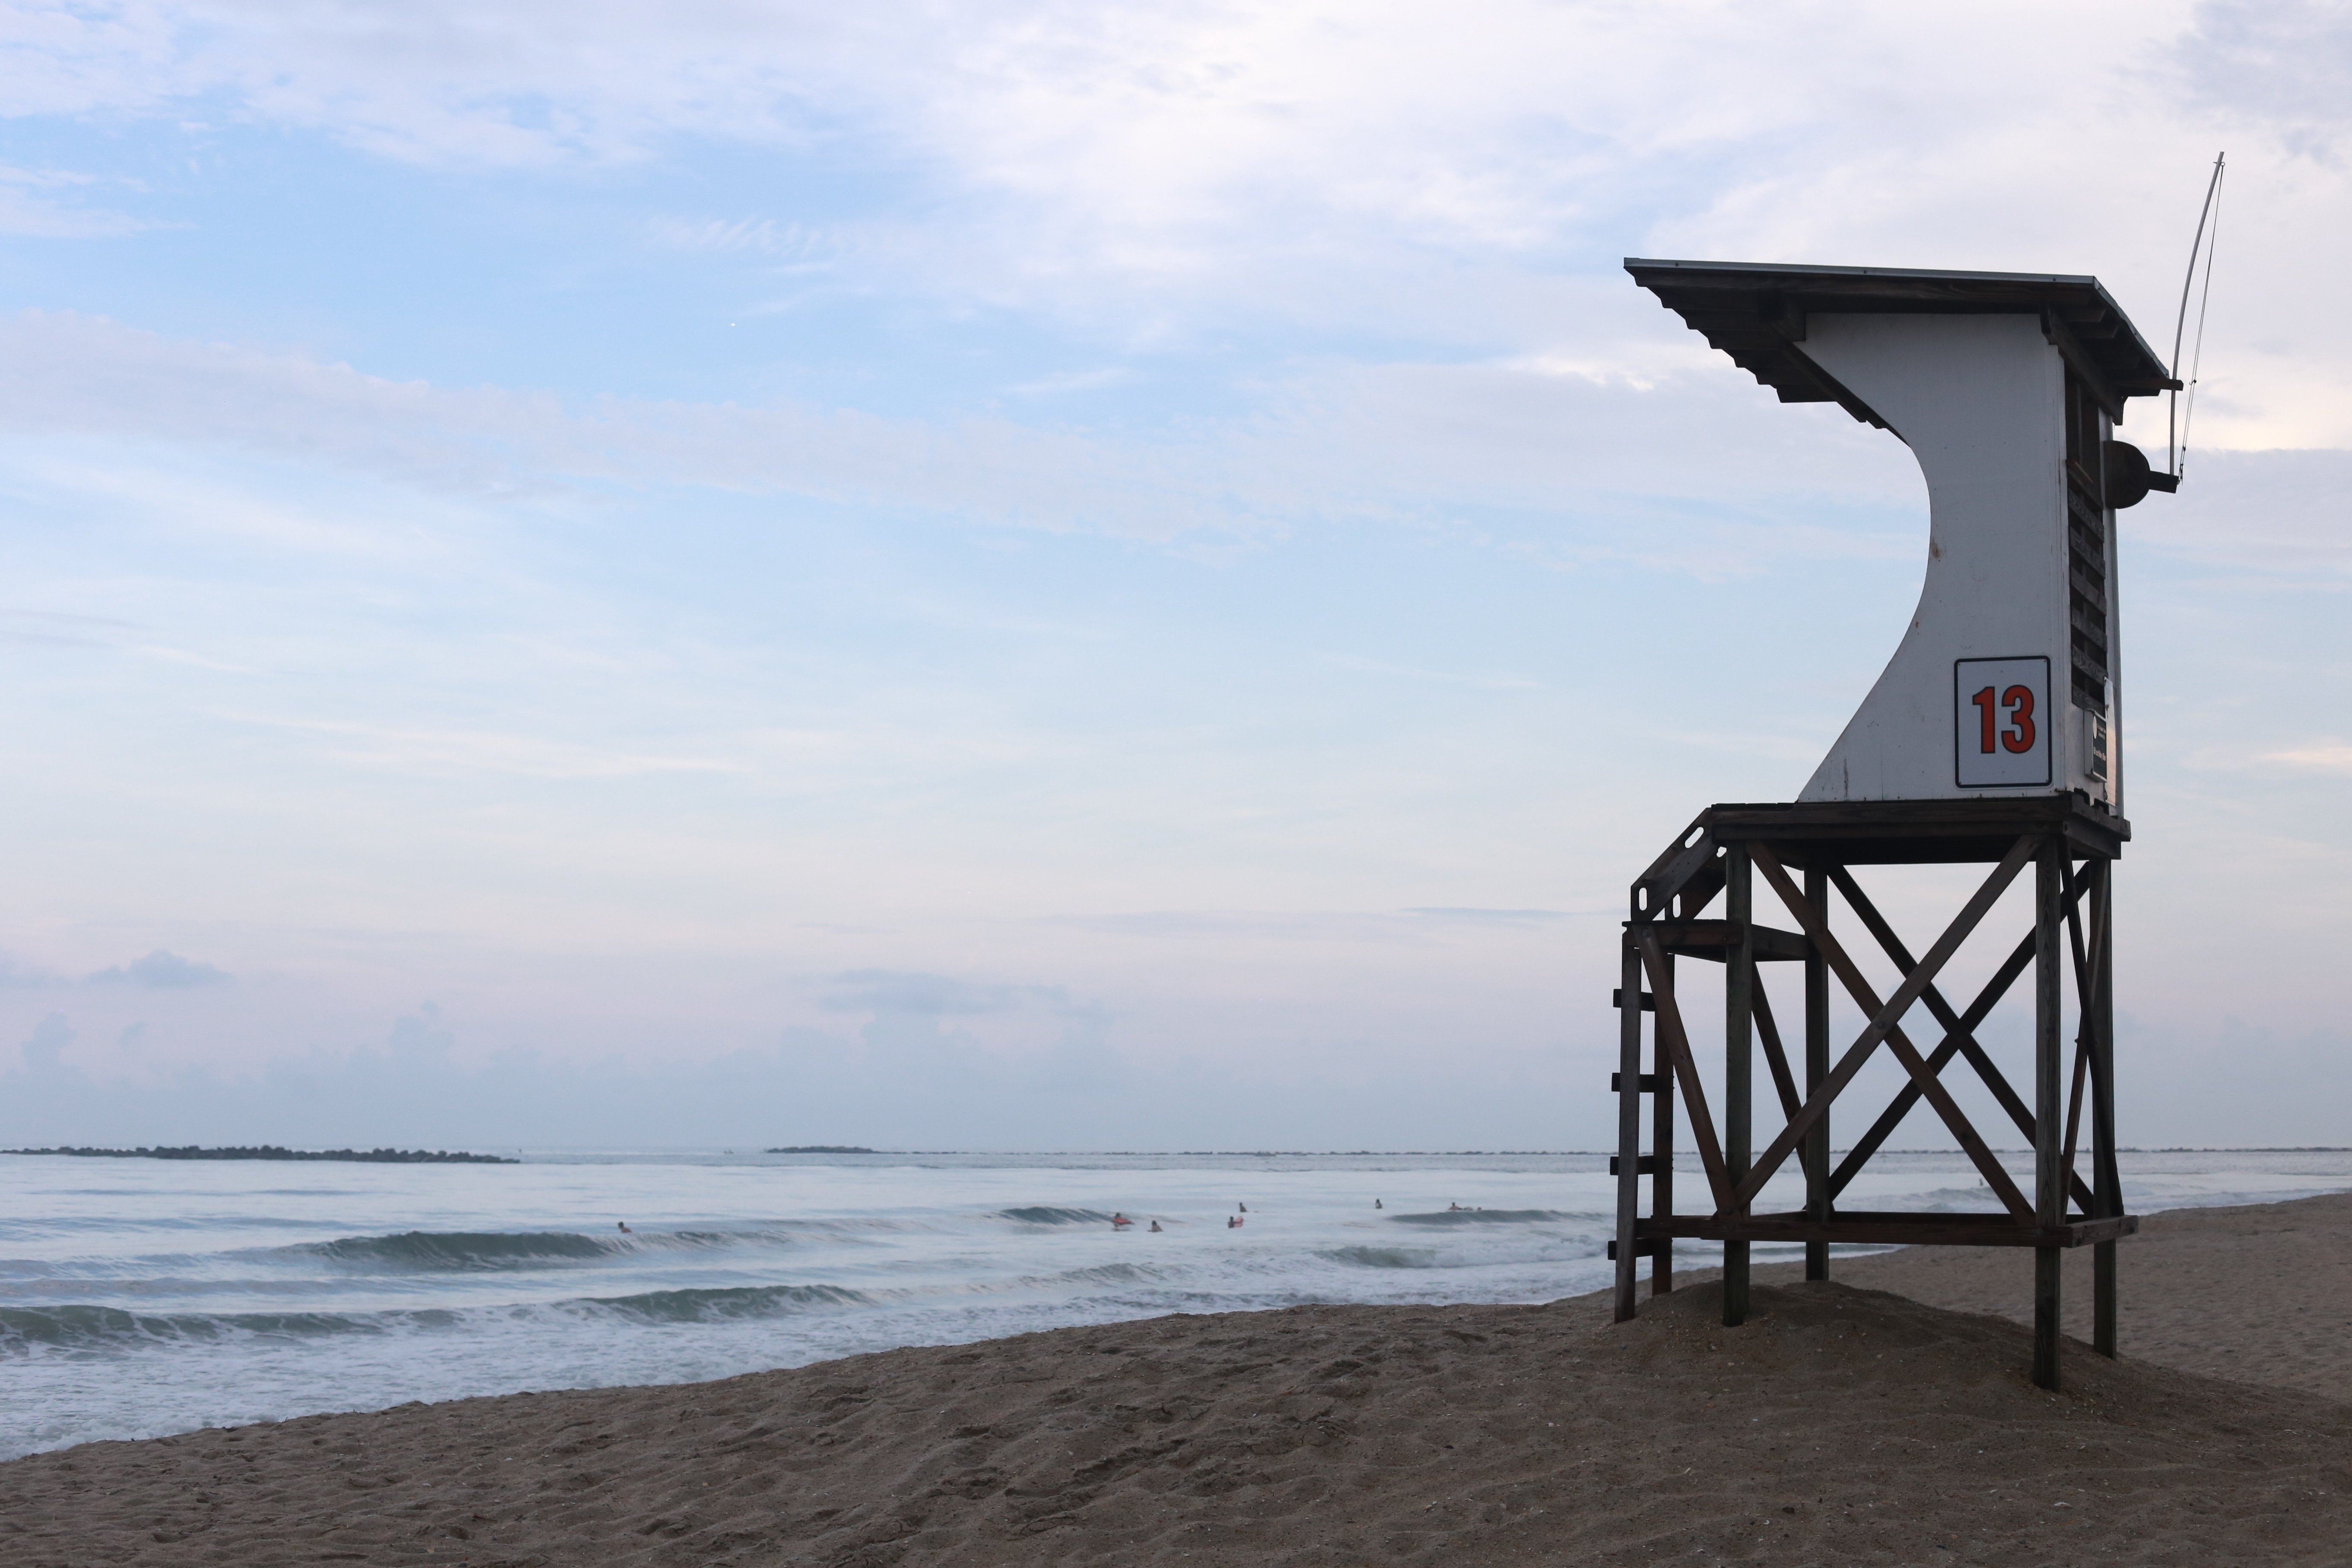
1,0,2348,1152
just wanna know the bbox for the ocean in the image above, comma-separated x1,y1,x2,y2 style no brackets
5,1146,2349,1460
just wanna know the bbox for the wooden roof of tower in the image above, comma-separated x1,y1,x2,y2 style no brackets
1623,257,2177,427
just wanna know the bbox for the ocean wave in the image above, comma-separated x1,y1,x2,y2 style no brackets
1,1280,871,1352
0,1302,432,1351
994,1207,1116,1226
296,1231,620,1269
570,1283,869,1325
1318,1246,1442,1269
287,1227,806,1272
1386,1209,1567,1226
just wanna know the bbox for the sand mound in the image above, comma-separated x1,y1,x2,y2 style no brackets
6,1277,2350,1566
1755,1190,2352,1403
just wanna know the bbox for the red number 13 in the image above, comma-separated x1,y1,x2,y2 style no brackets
1970,685,2037,754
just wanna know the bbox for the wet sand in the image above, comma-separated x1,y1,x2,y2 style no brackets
5,1192,2349,1566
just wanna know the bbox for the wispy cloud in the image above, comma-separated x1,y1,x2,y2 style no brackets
86,951,232,989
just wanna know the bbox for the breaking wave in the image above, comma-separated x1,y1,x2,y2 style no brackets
287,1228,801,1272
297,1231,618,1269
0,1281,871,1353
1385,1209,1566,1227
994,1207,1115,1226
1319,1246,1442,1269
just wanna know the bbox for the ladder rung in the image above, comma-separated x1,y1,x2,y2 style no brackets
1608,1154,1663,1176
1613,988,1657,1012
1607,1237,1669,1261
1610,1072,1661,1093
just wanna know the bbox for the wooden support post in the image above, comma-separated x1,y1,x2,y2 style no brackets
1804,862,1830,1281
2092,860,2119,1357
2034,836,2065,1391
1724,843,1754,1327
1653,950,1676,1296
1614,934,1642,1324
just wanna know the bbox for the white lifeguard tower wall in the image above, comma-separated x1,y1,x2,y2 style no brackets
1624,260,2172,815
1792,314,2116,807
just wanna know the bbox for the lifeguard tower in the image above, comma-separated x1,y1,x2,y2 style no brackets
1608,260,2176,1389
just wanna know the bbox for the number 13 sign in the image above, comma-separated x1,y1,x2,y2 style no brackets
1954,656,2050,788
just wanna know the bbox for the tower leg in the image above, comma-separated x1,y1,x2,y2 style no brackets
1804,862,1831,1282
1614,936,1642,1324
2034,1247,2062,1390
1724,844,1754,1327
2033,836,2065,1390
1652,952,1676,1296
2092,860,2120,1357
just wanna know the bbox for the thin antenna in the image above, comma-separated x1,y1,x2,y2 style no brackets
2167,153,2226,479
2178,161,2224,483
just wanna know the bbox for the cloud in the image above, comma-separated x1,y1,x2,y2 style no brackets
0,167,144,239
18,1011,74,1070
2262,744,2352,775
0,954,64,988
822,969,1057,1017
86,950,233,989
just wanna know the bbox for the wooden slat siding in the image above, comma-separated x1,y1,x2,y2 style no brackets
1752,980,1803,1124
1638,1211,2137,1249
2034,838,2066,1392
1723,845,1755,1327
2090,862,2120,1358
1741,842,2036,1220
1803,863,1830,1283
1653,949,1676,1297
1824,870,2097,1213
1636,930,1733,1213
1614,935,1643,1324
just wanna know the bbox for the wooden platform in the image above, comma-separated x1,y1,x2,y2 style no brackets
1613,792,2125,1390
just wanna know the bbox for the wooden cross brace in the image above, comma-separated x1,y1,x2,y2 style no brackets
1626,832,2107,1228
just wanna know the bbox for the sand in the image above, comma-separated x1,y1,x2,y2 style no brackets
6,1194,2351,1567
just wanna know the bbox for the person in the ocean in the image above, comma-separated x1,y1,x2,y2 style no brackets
1226,1214,1243,1228
1447,1203,1460,1211
1111,1213,1133,1228
1374,1199,1382,1209
617,1221,631,1233
1148,1220,1162,1233
1238,1203,1247,1213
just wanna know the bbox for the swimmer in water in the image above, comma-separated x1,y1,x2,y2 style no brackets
617,1221,631,1233
1374,1199,1382,1209
1148,1220,1162,1233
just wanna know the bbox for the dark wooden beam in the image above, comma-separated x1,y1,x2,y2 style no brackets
1724,846,1755,1327
1635,930,1733,1212
1825,866,2096,1212
1741,842,2036,1219
2034,839,2066,1392
1753,979,1803,1125
1642,919,1812,963
1639,1210,2137,1249
1803,863,1831,1283
1614,934,1642,1324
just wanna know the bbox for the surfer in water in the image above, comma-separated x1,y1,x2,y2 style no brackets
1111,1213,1133,1229
616,1221,632,1233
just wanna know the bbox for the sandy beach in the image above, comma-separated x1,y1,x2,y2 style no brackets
6,1192,2349,1567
